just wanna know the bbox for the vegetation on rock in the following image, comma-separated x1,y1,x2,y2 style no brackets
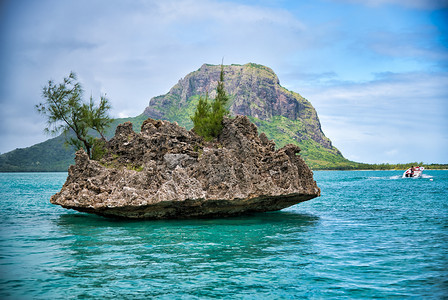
36,72,113,158
191,65,229,141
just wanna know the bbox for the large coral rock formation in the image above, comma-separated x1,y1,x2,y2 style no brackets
51,116,320,219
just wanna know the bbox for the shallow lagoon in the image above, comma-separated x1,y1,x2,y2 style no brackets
1,171,447,299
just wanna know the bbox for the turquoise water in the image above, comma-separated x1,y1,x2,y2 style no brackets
0,171,447,299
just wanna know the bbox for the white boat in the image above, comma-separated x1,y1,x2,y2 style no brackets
403,166,424,178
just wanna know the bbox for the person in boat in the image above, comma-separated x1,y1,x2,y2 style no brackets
410,166,414,177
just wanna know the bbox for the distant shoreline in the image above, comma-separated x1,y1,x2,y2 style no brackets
1,168,447,173
312,169,448,171
312,163,448,171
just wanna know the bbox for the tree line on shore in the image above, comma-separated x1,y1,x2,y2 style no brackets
316,162,448,171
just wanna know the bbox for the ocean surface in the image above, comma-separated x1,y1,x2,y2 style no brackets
0,170,447,299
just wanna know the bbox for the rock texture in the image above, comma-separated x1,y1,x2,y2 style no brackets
51,116,320,219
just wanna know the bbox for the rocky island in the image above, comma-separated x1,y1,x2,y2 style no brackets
51,115,320,219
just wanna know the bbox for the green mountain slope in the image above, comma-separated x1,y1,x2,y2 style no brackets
0,135,75,172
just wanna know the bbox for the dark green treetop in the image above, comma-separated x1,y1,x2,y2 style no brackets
191,65,229,141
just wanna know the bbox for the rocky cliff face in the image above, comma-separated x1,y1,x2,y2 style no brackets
146,64,302,120
50,116,320,219
144,63,345,168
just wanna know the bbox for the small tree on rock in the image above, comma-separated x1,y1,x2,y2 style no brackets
191,65,229,141
191,92,211,138
36,72,113,159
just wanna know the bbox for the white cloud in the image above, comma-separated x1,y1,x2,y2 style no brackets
156,0,305,29
299,71,448,163
385,149,399,157
367,30,448,63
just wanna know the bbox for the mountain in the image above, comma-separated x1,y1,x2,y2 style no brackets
144,63,350,168
0,135,75,172
0,63,351,172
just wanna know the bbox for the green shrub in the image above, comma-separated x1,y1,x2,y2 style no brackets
191,65,229,141
91,138,107,161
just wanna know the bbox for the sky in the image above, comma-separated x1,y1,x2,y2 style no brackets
0,0,447,164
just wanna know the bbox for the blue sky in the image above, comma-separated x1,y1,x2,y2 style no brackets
1,0,447,163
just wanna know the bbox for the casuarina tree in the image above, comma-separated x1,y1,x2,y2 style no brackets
36,72,113,158
191,64,229,141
